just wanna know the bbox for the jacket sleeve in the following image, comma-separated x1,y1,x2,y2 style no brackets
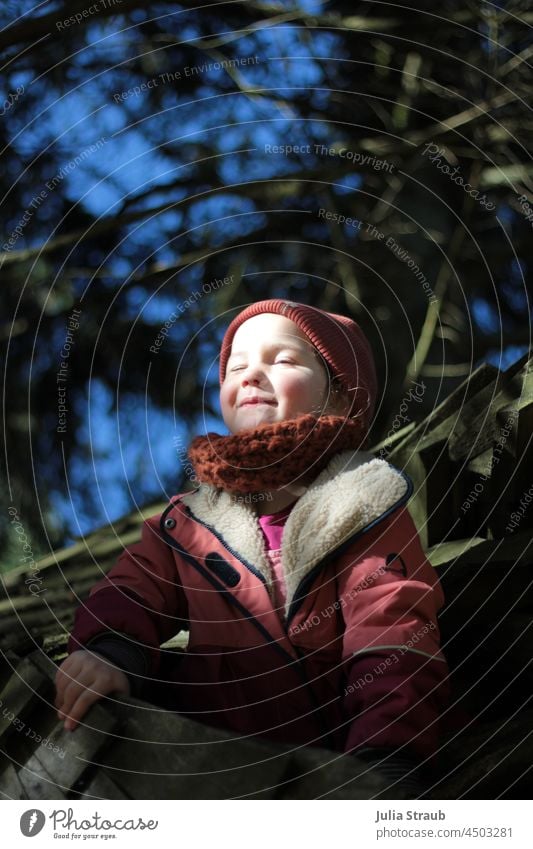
336,504,450,760
68,513,188,675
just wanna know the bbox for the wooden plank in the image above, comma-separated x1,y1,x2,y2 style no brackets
0,650,20,693
0,631,37,661
433,530,533,572
25,649,60,684
18,756,68,799
370,422,415,455
0,763,29,800
428,536,487,568
159,633,189,650
390,362,500,457
42,633,69,657
384,449,429,545
506,388,533,512
0,647,120,799
0,658,50,746
467,447,493,477
433,711,533,799
0,578,101,615
21,703,118,798
0,609,75,637
283,746,418,800
448,391,516,463
97,701,290,799
394,436,460,548
435,528,533,722
81,769,130,800
503,350,533,381
447,357,531,465
421,442,461,546
3,501,167,580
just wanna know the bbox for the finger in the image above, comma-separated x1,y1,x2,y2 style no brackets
59,670,130,729
55,671,74,711
56,664,101,717
62,687,103,731
55,652,105,709
57,678,89,720
62,674,129,730
55,654,86,704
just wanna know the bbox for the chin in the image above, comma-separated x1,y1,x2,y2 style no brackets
234,411,278,430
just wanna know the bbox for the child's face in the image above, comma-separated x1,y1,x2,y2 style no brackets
220,313,332,433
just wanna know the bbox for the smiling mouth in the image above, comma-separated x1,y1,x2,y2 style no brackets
239,398,277,407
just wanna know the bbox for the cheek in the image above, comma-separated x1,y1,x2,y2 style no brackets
281,373,326,410
219,382,235,417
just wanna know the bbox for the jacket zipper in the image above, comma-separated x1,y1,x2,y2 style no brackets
159,470,412,750
159,506,293,664
159,506,337,746
169,472,412,631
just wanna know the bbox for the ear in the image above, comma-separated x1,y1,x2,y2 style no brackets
325,380,351,416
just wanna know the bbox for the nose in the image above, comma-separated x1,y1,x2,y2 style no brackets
240,362,264,386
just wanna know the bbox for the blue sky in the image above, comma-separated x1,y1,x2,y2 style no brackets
5,7,528,544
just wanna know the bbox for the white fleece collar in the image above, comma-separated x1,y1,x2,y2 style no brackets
181,452,409,614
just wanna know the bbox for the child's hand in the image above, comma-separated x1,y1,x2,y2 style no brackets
55,649,131,732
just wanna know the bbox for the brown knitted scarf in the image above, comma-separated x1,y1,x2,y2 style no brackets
187,413,366,493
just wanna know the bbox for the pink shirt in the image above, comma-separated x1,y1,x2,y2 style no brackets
258,504,294,618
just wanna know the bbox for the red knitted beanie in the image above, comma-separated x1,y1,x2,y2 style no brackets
219,299,378,431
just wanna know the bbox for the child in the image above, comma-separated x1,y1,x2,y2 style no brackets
55,298,449,791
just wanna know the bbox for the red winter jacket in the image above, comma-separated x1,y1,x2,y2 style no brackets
69,451,450,760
